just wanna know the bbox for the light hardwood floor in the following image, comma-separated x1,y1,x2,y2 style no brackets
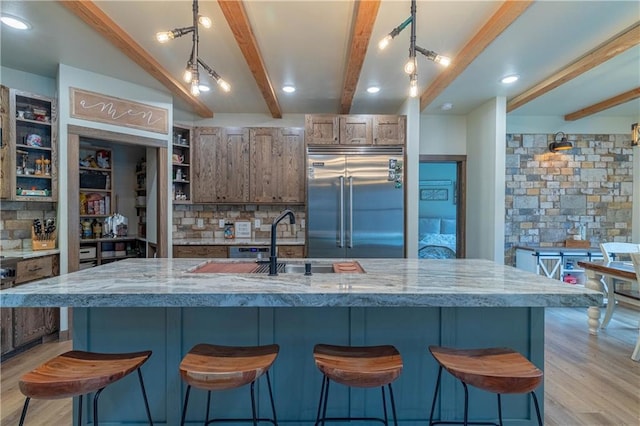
1,305,639,425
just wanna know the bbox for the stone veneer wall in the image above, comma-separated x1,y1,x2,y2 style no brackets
173,204,305,240
505,133,634,266
0,201,57,250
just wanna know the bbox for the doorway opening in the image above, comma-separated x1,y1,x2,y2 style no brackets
418,155,466,258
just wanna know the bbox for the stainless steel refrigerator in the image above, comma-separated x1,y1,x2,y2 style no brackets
307,146,405,258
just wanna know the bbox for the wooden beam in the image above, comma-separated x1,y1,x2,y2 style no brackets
339,0,381,114
564,87,640,121
217,0,282,119
508,22,640,113
420,0,533,111
58,1,213,118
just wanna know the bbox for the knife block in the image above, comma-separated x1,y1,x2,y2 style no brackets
32,229,57,251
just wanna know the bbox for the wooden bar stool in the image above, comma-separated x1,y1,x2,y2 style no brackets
179,343,279,425
313,344,403,425
427,346,543,426
18,350,153,425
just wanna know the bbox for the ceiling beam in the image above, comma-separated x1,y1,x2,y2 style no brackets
58,0,213,118
419,0,533,111
564,87,640,121
218,0,282,119
508,22,640,113
339,0,381,114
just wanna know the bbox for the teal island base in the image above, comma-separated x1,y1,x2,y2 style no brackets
73,306,544,425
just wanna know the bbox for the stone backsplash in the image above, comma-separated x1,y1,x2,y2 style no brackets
173,204,305,240
0,201,57,250
505,133,634,266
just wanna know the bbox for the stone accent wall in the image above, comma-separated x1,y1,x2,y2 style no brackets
505,133,634,266
173,204,305,240
0,201,57,250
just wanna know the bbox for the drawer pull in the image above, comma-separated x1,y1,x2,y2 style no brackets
27,266,43,272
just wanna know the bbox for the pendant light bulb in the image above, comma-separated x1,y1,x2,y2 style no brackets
217,79,231,92
156,31,175,43
183,67,193,83
190,79,200,96
198,15,212,28
378,34,393,50
404,58,416,75
409,75,418,98
434,55,451,67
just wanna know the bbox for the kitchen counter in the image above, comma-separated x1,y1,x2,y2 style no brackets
172,237,305,246
0,258,599,307
0,258,600,425
0,248,59,260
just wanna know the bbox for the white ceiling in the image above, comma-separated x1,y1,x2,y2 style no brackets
1,0,639,119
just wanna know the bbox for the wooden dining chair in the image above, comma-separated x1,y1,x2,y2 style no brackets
598,243,640,328
629,253,640,361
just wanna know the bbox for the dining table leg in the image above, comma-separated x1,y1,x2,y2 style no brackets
584,269,604,335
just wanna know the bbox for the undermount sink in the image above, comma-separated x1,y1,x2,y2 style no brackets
282,264,335,274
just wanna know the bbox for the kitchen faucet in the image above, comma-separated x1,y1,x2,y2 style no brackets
270,209,296,275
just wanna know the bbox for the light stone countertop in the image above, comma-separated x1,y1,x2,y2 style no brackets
172,237,305,246
0,258,601,308
0,248,60,260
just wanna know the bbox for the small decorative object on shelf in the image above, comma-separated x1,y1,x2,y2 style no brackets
32,218,57,250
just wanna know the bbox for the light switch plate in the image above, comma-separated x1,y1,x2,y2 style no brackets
219,219,226,228
255,219,261,228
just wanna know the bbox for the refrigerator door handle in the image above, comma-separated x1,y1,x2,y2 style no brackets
338,176,345,248
348,176,353,248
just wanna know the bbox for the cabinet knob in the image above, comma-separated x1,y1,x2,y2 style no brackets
334,137,338,141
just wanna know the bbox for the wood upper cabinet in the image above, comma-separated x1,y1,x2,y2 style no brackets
340,115,372,145
305,114,405,146
373,115,406,145
192,127,250,203
304,115,339,145
250,127,305,203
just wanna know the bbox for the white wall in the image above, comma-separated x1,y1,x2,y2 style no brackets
1,66,56,97
507,115,635,134
420,114,467,155
398,98,420,258
466,97,506,262
175,111,306,128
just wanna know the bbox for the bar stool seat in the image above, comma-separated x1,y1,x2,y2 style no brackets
179,343,279,425
19,350,153,425
428,346,543,426
313,344,403,425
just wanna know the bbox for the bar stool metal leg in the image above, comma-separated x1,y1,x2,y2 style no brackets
265,371,278,425
205,390,212,425
428,366,443,426
137,368,154,425
388,384,398,426
250,381,258,426
18,397,30,426
315,376,327,425
381,386,389,425
181,385,192,426
497,394,503,426
531,391,543,426
93,387,106,425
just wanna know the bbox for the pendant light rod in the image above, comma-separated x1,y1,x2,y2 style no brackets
155,0,229,95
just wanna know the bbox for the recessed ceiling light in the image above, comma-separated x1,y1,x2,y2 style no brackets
1,14,31,30
282,85,296,93
501,74,519,84
440,102,453,111
367,86,380,94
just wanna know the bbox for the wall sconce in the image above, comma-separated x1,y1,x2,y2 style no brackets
549,132,573,152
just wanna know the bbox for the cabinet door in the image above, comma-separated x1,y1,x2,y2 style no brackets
305,115,339,145
278,245,305,258
340,115,372,145
373,115,406,145
250,128,305,203
0,308,13,355
173,245,228,258
193,127,250,203
13,308,46,348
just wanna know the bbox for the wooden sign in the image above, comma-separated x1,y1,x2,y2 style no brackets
70,88,168,134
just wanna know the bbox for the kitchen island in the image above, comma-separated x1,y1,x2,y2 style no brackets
1,258,600,425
